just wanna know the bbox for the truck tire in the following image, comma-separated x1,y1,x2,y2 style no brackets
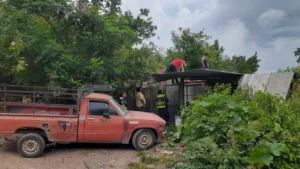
132,129,156,151
17,133,45,158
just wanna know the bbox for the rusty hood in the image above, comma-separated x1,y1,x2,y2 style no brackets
127,111,165,124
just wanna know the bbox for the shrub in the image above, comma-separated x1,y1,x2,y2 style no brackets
175,85,300,169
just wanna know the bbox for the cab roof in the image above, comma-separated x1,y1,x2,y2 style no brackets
85,93,112,100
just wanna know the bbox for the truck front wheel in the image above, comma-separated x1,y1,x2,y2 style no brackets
132,129,156,151
17,133,45,158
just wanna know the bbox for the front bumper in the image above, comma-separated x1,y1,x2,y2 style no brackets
156,127,166,143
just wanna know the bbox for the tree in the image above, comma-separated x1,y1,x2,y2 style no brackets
295,48,300,63
165,27,260,73
204,39,225,70
277,67,296,73
116,43,164,87
168,28,210,69
229,52,260,73
0,0,160,88
245,52,260,73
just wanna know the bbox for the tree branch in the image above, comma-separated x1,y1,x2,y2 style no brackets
37,12,65,45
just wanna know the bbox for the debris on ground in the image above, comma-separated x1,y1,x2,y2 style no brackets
153,148,174,155
127,145,179,169
0,139,139,169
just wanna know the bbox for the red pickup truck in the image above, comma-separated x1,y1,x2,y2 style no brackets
0,91,166,158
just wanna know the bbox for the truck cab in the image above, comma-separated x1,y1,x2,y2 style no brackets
77,93,166,147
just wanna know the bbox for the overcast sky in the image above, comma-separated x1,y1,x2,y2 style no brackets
121,0,300,72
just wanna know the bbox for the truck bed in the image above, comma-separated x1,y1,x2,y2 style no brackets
0,103,78,115
0,105,79,142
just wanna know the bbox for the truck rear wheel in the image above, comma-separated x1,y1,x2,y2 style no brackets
132,129,155,151
17,133,45,158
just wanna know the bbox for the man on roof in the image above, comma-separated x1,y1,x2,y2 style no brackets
201,53,209,69
166,59,187,84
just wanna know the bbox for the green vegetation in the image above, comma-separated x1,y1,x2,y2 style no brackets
0,0,262,88
277,66,300,98
129,83,300,169
0,0,162,88
168,85,300,169
128,152,176,169
164,28,261,73
295,48,300,63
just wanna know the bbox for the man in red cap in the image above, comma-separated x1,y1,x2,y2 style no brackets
166,59,187,84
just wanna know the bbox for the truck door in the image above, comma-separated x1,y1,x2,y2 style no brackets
83,100,124,143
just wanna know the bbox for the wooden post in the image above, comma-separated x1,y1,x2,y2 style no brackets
33,91,36,114
179,77,185,108
3,84,6,102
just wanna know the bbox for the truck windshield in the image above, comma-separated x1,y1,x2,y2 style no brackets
110,97,128,116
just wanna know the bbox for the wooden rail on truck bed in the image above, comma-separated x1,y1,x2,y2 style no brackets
0,84,115,115
0,112,78,118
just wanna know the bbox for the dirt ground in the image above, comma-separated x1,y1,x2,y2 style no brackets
0,138,140,169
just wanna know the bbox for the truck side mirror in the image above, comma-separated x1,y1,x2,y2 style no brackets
103,113,110,119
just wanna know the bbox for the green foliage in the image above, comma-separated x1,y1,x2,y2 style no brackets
228,53,261,73
277,66,300,99
277,67,296,73
115,43,164,86
165,28,260,73
0,0,160,88
166,28,211,69
128,152,176,169
295,48,300,63
175,85,300,169
0,0,263,88
128,163,153,169
161,124,178,149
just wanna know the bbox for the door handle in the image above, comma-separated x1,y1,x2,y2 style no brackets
87,118,95,120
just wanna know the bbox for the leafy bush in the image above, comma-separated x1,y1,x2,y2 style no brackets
175,85,300,169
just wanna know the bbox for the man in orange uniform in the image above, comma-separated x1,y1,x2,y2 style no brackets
166,59,187,84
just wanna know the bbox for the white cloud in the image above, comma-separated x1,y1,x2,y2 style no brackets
257,38,299,72
121,0,221,49
121,0,300,72
208,19,298,72
207,19,257,57
257,9,287,29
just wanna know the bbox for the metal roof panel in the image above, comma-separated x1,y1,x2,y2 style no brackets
239,72,294,99
265,72,294,99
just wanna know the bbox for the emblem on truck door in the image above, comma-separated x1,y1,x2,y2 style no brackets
58,121,72,131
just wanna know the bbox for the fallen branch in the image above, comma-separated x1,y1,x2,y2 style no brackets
83,160,90,169
154,148,174,155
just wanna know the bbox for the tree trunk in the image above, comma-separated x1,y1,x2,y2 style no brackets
139,80,143,89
